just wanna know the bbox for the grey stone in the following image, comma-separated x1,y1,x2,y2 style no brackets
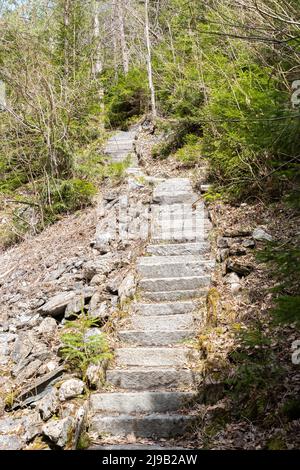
133,301,196,316
139,275,211,292
65,295,85,318
23,412,43,442
42,416,74,448
90,414,195,439
94,233,112,254
0,435,23,450
119,330,194,346
118,272,136,303
130,313,195,331
146,242,210,257
37,317,57,335
37,388,59,421
90,274,106,287
83,256,121,281
115,347,198,368
142,289,207,302
106,368,200,391
90,391,195,414
59,379,85,401
242,239,256,249
224,272,241,293
37,292,76,317
16,359,43,383
86,364,104,389
137,255,214,279
0,417,23,434
252,227,273,242
89,295,110,320
153,178,196,204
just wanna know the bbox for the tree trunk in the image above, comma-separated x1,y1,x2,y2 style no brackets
117,0,129,74
145,0,157,119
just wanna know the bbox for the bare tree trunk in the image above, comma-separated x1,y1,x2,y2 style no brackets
63,0,70,77
93,0,102,76
145,0,157,119
93,0,105,130
117,0,129,74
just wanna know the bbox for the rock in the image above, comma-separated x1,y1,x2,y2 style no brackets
84,328,102,343
0,417,23,434
83,256,121,281
37,317,57,335
42,416,74,448
89,295,110,320
226,260,254,277
94,233,112,254
37,388,59,421
224,272,241,293
59,379,84,402
65,295,85,319
37,292,76,317
217,248,229,263
12,366,65,409
0,333,17,360
11,333,33,363
252,227,273,242
118,273,136,304
242,239,256,249
217,237,229,249
23,412,43,442
0,435,23,450
90,274,106,287
73,407,86,450
16,359,43,383
107,272,124,294
86,364,104,389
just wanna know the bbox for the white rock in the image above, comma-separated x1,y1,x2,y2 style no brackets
37,317,57,335
118,272,136,304
86,363,104,389
252,227,273,242
225,272,241,293
37,388,59,421
59,379,85,402
42,416,74,448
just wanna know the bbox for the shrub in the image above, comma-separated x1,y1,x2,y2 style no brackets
60,314,113,378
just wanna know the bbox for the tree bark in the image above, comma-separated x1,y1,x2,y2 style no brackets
145,0,157,118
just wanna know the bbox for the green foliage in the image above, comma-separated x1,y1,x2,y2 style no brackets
104,68,148,129
226,326,284,422
173,134,202,166
42,178,97,215
257,241,300,325
281,399,300,421
60,314,113,377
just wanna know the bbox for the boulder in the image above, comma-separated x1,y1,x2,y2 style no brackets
252,227,273,242
37,388,59,421
89,295,110,320
118,273,136,304
37,317,57,335
224,272,241,293
0,435,23,450
65,295,85,319
59,379,85,402
42,416,74,448
37,292,76,317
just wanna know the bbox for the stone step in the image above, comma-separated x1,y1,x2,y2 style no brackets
129,313,196,331
115,347,197,368
133,301,197,316
119,330,195,346
106,368,200,391
151,232,209,243
146,242,210,257
142,289,207,302
153,178,196,205
89,391,195,414
89,414,195,439
139,276,211,292
137,255,214,278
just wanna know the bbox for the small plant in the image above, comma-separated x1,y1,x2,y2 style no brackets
60,314,113,378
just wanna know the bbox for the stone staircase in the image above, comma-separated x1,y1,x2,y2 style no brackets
88,130,214,445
